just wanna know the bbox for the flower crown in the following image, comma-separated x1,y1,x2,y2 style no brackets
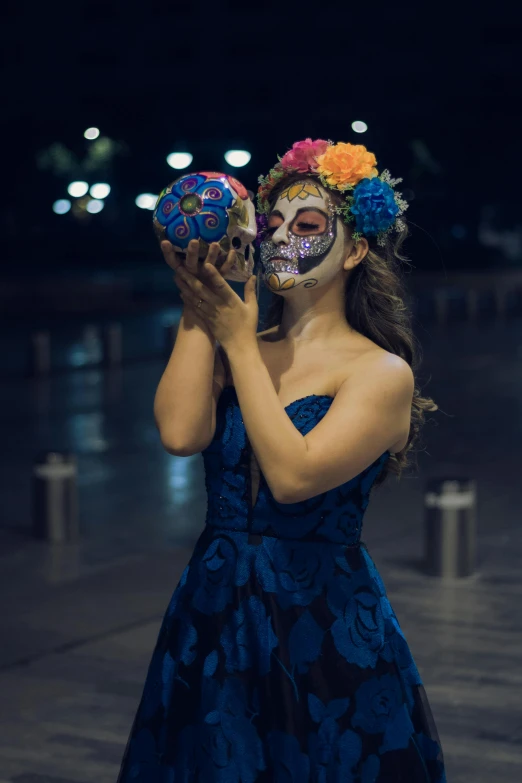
257,138,408,246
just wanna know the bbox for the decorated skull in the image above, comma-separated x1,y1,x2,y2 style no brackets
153,171,256,282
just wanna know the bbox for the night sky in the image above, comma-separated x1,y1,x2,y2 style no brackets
1,3,519,273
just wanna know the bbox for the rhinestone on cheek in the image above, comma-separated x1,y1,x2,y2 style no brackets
259,204,337,276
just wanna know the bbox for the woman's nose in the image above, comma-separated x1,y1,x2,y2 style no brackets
271,223,290,245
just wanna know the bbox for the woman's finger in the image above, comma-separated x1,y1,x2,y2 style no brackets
188,241,220,278
174,276,198,312
161,240,180,271
218,248,237,277
197,261,235,303
185,239,200,274
205,242,221,268
179,286,211,317
175,265,221,307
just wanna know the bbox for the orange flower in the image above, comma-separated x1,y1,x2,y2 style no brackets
315,143,378,189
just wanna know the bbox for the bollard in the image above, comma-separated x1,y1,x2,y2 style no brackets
32,452,79,543
102,322,123,366
164,322,178,355
424,478,476,578
29,331,51,376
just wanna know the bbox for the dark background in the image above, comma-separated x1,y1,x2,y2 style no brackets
2,3,520,280
1,5,522,782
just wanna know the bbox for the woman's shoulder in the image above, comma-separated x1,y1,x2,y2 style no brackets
339,334,413,392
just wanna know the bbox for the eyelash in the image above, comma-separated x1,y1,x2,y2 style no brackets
296,222,320,230
266,221,320,235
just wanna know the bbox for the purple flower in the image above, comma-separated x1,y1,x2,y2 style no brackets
255,213,268,246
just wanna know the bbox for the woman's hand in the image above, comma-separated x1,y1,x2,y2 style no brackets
161,239,238,338
173,245,258,354
161,238,236,284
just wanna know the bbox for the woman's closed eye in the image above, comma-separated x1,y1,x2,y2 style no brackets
295,221,321,232
265,222,321,238
292,210,327,235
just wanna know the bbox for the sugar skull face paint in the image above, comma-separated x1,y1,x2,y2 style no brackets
259,180,348,293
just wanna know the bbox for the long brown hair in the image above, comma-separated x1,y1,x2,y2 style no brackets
259,173,437,485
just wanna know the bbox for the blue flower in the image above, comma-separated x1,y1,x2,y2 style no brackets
316,498,363,544
307,695,361,781
154,173,235,249
286,396,332,434
255,539,335,609
361,754,381,783
350,177,399,237
165,564,189,618
327,571,385,669
125,727,175,783
141,613,197,720
413,731,446,781
203,649,219,677
205,466,246,528
191,535,251,615
351,673,404,734
360,547,387,598
380,618,421,688
176,678,265,782
267,731,310,782
308,693,350,724
220,595,279,675
379,703,415,753
288,610,325,674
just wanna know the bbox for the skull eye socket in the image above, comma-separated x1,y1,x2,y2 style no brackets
244,245,250,260
232,237,242,249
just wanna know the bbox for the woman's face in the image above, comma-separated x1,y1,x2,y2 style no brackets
259,180,349,293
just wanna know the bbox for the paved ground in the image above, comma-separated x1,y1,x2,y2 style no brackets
1,313,521,782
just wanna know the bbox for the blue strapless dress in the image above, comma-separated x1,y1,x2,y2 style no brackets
118,387,446,782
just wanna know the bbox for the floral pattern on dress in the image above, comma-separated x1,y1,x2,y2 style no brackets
118,390,446,782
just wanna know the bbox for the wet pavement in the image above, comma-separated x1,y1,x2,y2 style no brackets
1,312,521,782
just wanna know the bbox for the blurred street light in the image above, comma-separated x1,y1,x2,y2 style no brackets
53,199,72,215
68,181,89,197
351,121,368,134
90,183,111,199
86,199,104,214
84,127,100,140
136,193,157,210
167,152,193,169
224,150,251,167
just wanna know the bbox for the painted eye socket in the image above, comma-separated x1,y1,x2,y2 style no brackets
292,210,327,234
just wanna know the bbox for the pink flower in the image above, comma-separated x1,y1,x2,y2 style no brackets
280,138,330,174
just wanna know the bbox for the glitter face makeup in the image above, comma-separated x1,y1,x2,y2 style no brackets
260,209,336,274
259,181,349,293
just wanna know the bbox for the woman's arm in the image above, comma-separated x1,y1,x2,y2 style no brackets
226,343,413,503
153,307,224,455
153,240,233,456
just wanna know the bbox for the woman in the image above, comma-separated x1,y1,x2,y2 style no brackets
118,138,446,782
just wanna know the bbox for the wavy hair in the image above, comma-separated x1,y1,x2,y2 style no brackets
258,173,437,485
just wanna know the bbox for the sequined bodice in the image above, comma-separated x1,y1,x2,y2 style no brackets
201,386,389,544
